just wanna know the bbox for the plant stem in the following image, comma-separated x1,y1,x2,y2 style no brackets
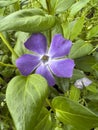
0,62,16,68
46,0,51,14
46,98,55,112
0,33,18,58
46,0,52,44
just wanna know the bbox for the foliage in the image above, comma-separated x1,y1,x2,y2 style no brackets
0,0,98,130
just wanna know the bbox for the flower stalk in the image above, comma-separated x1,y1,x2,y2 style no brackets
0,32,18,58
0,61,16,68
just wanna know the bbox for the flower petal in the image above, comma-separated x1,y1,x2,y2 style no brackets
74,79,83,89
48,34,72,58
35,64,55,86
16,54,40,76
49,59,75,77
24,33,47,55
82,77,92,86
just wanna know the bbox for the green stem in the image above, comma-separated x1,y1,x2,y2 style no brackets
0,62,16,68
46,0,51,14
46,0,52,44
89,44,98,54
0,33,18,58
46,98,55,112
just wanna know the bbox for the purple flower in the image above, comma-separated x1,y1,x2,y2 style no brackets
74,77,92,89
16,33,75,86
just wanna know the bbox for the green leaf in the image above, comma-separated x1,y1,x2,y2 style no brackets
55,77,69,92
69,0,90,16
62,22,71,39
69,86,80,101
92,63,98,71
62,20,75,39
62,17,84,40
11,31,30,64
87,24,98,39
52,96,98,130
86,84,97,93
40,0,47,9
0,0,18,8
6,74,48,130
71,69,85,81
50,0,75,14
87,101,98,115
70,17,85,40
86,93,98,102
69,40,93,59
75,55,96,72
34,107,52,130
0,9,55,32
52,18,63,37
14,32,30,56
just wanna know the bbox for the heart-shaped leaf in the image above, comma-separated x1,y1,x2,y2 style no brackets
6,74,48,130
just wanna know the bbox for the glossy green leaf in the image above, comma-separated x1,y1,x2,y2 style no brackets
92,63,98,71
0,0,18,8
11,31,30,64
50,0,75,14
34,107,52,130
6,74,48,130
52,96,98,130
87,24,98,39
75,55,96,72
40,0,47,9
62,22,71,39
70,17,85,40
69,40,93,59
70,0,90,16
86,93,98,102
69,86,80,101
13,32,30,56
55,77,69,92
87,101,98,115
0,9,55,32
71,69,85,81
86,84,97,93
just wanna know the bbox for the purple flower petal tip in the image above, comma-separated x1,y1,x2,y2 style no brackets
48,34,72,58
16,54,40,76
24,33,47,55
49,59,75,78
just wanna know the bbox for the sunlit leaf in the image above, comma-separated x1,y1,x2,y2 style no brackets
6,74,48,130
87,24,98,39
69,86,80,101
50,0,75,14
69,40,93,59
0,0,18,8
70,0,90,16
75,55,96,72
70,17,85,40
34,107,52,130
0,9,55,32
52,96,98,130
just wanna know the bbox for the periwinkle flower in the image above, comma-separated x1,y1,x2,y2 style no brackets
16,33,75,86
74,77,92,89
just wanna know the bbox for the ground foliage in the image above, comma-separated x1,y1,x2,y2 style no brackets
0,0,98,130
